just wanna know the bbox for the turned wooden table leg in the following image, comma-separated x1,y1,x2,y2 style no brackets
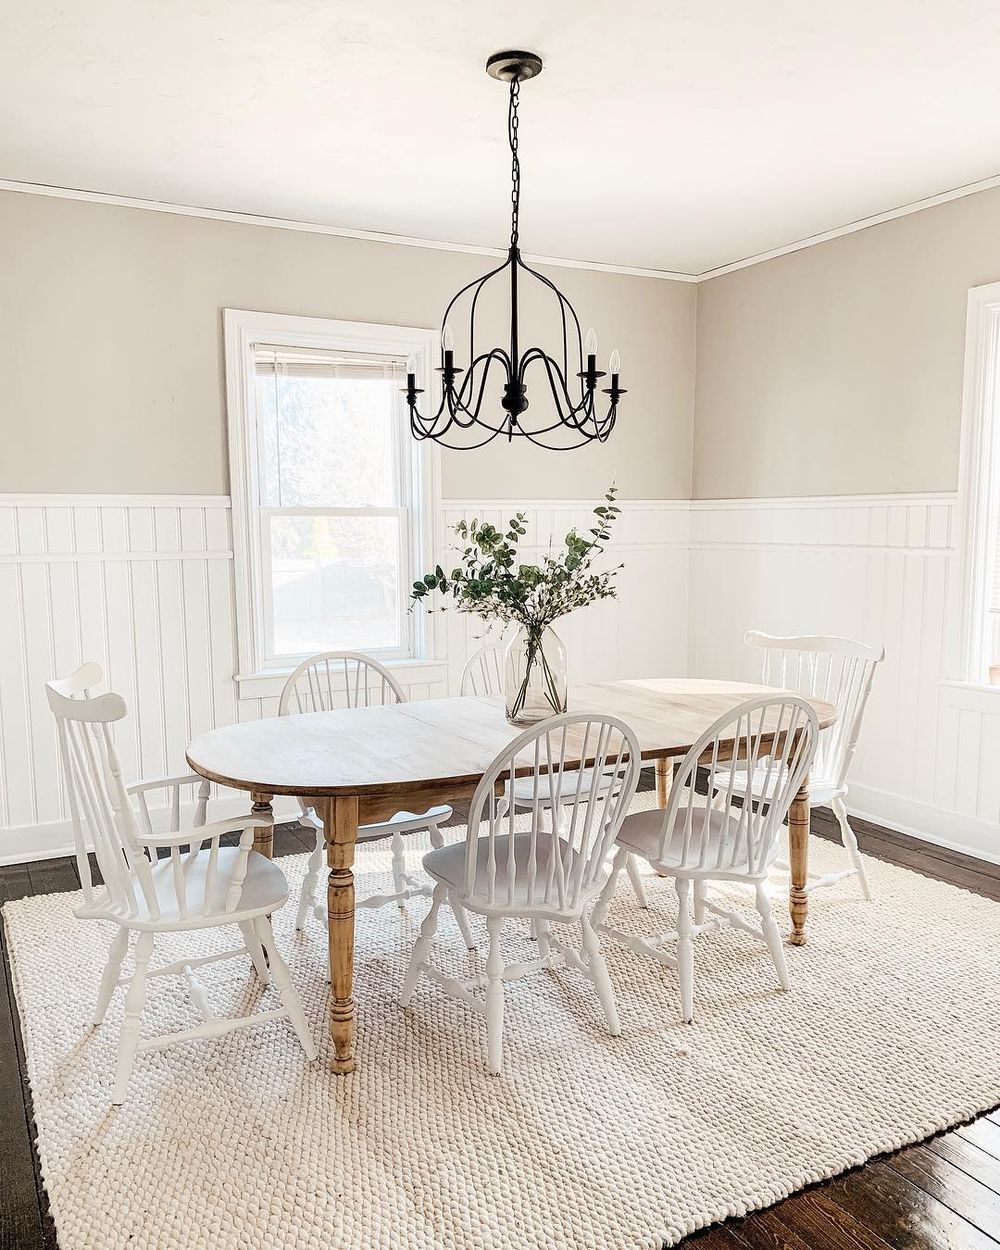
322,795,359,1074
250,790,274,859
655,757,672,808
788,778,810,946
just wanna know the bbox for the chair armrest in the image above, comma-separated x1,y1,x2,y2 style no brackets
136,814,271,850
126,772,207,796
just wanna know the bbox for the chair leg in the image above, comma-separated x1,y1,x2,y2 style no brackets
591,846,628,931
254,917,318,1060
391,829,407,907
485,915,505,1075
94,927,129,1026
113,929,153,1105
693,880,707,925
428,821,445,850
401,882,446,1006
625,854,649,908
755,883,791,992
535,917,551,960
832,796,872,901
296,829,324,931
451,900,477,951
676,878,695,1024
239,920,270,985
582,912,620,1036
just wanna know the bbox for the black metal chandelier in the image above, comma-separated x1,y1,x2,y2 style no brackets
405,50,626,450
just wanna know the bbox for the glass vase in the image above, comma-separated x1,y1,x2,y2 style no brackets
503,625,568,726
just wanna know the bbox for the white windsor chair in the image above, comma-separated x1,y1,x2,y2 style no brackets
460,641,652,906
46,663,316,1103
593,694,819,1023
401,712,641,1075
715,631,884,900
280,651,475,946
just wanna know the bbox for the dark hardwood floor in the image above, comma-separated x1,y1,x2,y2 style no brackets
2,783,999,1250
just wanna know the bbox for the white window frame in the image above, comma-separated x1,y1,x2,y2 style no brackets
224,309,442,697
951,281,1000,689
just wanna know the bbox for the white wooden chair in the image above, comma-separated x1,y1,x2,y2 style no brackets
46,663,316,1104
716,631,884,900
594,695,819,1023
460,642,650,905
402,712,641,1075
280,651,474,945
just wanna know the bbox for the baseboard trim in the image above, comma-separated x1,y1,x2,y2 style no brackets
848,783,1000,867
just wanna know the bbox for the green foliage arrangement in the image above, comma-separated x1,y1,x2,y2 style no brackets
411,485,623,717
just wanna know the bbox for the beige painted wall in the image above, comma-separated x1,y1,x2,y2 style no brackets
0,191,695,500
693,186,1000,499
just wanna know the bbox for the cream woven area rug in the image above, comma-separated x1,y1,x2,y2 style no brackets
5,791,1000,1250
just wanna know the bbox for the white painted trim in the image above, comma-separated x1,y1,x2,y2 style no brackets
951,282,1000,684
848,783,1000,868
0,179,698,283
6,172,1000,283
441,497,692,509
688,491,957,509
234,659,448,701
0,493,231,508
698,172,1000,280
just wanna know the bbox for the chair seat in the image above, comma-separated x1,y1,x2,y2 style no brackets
113,847,289,928
423,832,588,909
713,763,843,808
302,803,452,840
508,766,619,807
617,805,781,877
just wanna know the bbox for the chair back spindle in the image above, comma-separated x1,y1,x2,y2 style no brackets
463,713,641,914
459,642,504,698
278,650,406,715
659,695,819,877
747,631,883,791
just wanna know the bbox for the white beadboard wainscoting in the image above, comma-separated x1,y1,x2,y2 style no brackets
1,491,996,865
689,492,1000,865
0,495,687,863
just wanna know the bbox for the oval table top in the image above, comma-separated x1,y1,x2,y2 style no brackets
185,677,836,799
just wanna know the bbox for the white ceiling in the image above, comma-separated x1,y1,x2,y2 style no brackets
4,0,1000,274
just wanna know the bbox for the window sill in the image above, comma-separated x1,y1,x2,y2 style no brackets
234,658,449,702
940,679,1000,713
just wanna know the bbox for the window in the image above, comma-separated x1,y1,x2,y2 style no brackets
955,281,1000,686
224,310,439,684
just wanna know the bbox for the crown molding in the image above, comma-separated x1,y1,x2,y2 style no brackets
6,169,1000,285
0,178,698,283
697,172,1000,280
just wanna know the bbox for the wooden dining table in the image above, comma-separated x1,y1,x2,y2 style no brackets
186,677,836,1073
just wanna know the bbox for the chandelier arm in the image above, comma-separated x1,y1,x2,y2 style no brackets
516,348,601,432
448,349,514,423
516,253,585,394
440,255,513,363
520,349,619,441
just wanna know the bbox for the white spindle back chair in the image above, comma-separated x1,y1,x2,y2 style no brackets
595,695,819,1023
402,712,641,1074
46,663,316,1102
279,651,466,938
460,640,650,906
723,631,884,899
459,641,505,699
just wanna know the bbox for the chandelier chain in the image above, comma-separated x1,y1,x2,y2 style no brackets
509,78,520,248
